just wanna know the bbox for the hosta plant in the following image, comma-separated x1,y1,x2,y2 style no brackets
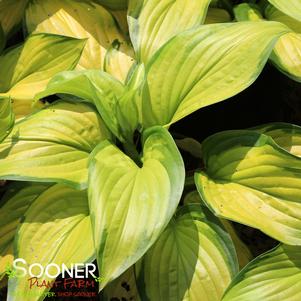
0,0,301,300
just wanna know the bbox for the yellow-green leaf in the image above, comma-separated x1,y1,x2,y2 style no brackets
141,22,289,127
252,122,301,157
88,126,185,289
7,184,95,301
128,0,211,62
26,0,134,81
195,130,301,245
0,101,111,189
222,244,301,301
137,204,239,301
267,0,301,22
0,182,51,280
0,98,14,142
0,33,86,101
184,191,252,269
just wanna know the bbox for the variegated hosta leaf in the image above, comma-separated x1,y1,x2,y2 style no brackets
88,126,185,289
26,0,134,81
184,191,252,269
204,8,231,24
0,0,28,36
222,244,301,301
0,182,51,280
103,266,141,301
195,130,301,245
267,0,301,22
141,22,289,127
7,184,95,301
0,101,111,189
0,98,14,142
96,0,127,10
265,5,301,33
128,0,211,62
0,34,85,100
265,6,301,82
37,70,139,143
252,122,301,157
137,204,239,301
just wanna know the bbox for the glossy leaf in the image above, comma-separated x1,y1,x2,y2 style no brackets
7,184,95,301
252,122,301,157
26,0,134,80
222,244,301,301
267,0,301,22
141,22,289,127
137,204,239,301
37,70,139,143
195,130,301,245
88,126,185,289
0,33,85,101
184,191,252,269
0,98,14,142
128,0,211,62
0,182,51,280
266,6,301,82
0,0,28,36
235,3,301,82
0,101,111,189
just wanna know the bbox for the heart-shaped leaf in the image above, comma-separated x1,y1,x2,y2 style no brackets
195,130,301,245
88,126,185,289
137,204,239,301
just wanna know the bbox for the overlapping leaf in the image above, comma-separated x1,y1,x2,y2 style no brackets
137,204,239,301
88,126,185,289
37,70,139,143
265,5,301,82
128,0,211,62
253,122,301,157
222,245,301,301
267,0,301,22
26,0,134,81
7,184,94,301
141,22,289,127
205,8,231,24
184,191,252,269
0,34,85,100
0,98,14,142
0,101,111,189
0,182,51,280
195,130,301,245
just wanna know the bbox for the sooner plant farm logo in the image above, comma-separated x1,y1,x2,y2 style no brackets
5,259,103,298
